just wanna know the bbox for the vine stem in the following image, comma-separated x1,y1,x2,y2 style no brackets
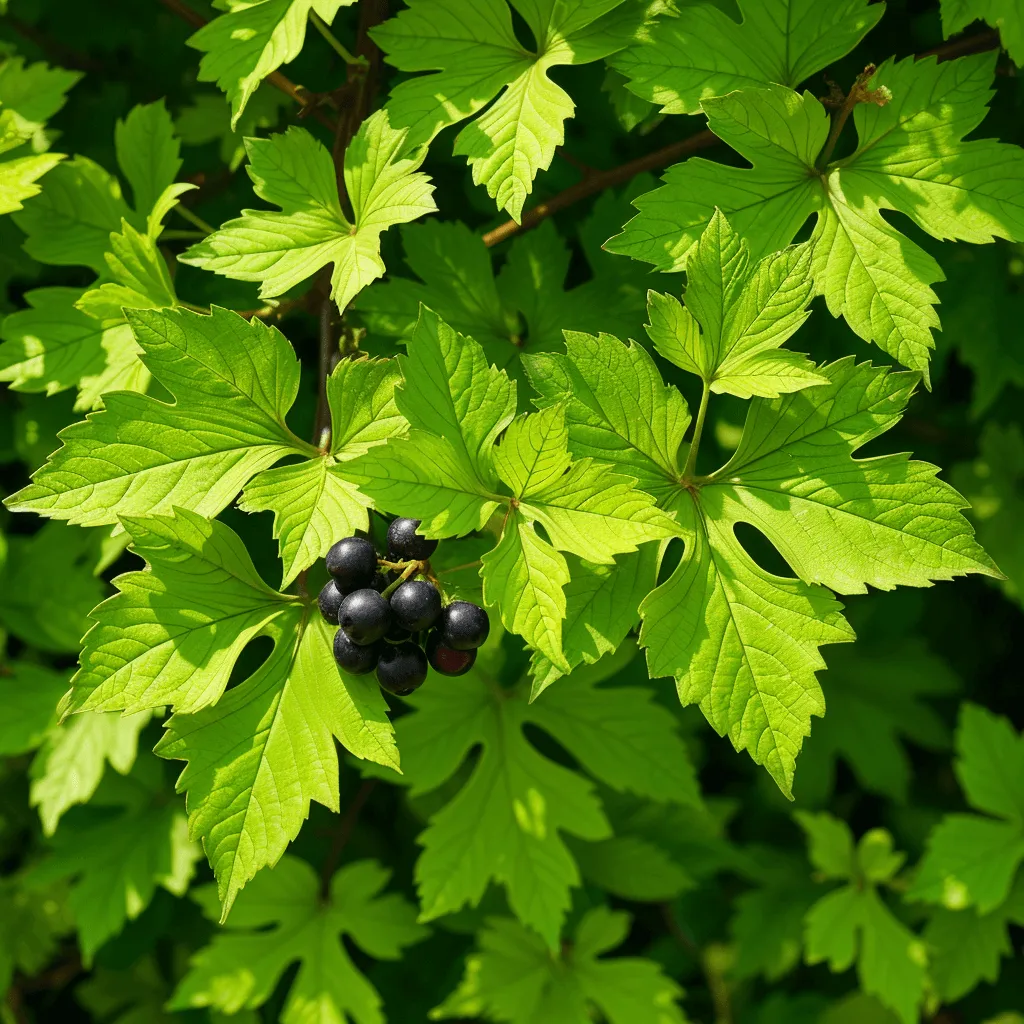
309,10,367,66
682,380,710,481
172,203,215,235
481,129,718,247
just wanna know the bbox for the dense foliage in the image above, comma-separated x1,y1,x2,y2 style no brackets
0,1,1022,1022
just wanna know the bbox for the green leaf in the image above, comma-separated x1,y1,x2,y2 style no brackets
114,101,182,220
0,287,118,403
609,55,1024,381
240,356,405,587
535,328,994,792
170,855,426,1021
644,481,853,798
32,762,201,962
607,85,824,272
941,0,1024,65
159,613,400,914
909,703,1024,912
800,817,926,1024
482,516,572,670
348,312,673,663
706,359,999,594
181,114,437,312
432,908,687,1023
805,887,927,1024
356,210,666,370
795,812,856,880
395,306,516,488
937,241,1024,415
0,112,63,215
729,851,822,982
349,428,503,537
644,212,826,399
0,521,106,653
481,404,674,663
6,306,315,527
373,0,644,219
610,0,883,114
387,654,695,946
30,709,152,836
925,873,1024,1003
0,54,81,130
0,179,189,412
528,549,658,697
176,87,290,172
0,662,68,756
0,875,73,998
794,639,959,805
64,509,398,912
570,834,693,901
12,155,131,270
525,330,690,500
189,0,356,127
953,422,1024,608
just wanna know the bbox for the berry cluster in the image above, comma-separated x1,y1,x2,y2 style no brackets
318,518,490,696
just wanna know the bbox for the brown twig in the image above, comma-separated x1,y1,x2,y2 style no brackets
481,129,717,247
320,780,377,898
157,0,338,131
920,27,1002,62
3,15,105,73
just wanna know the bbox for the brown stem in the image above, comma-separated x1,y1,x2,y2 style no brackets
320,780,377,898
481,129,717,247
157,0,338,132
659,901,698,955
920,27,1002,62
313,293,336,449
3,15,105,73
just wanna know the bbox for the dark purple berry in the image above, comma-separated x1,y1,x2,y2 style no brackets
333,629,380,675
387,518,438,561
370,570,390,593
326,537,377,591
390,579,442,632
318,580,344,624
439,601,490,650
385,619,412,643
338,588,391,645
426,630,477,676
376,641,428,696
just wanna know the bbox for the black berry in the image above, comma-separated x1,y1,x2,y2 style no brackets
317,580,344,624
326,537,377,591
338,588,391,645
333,629,380,675
439,601,490,650
385,619,412,643
426,630,477,676
376,641,428,696
387,518,438,561
370,570,390,593
390,579,442,632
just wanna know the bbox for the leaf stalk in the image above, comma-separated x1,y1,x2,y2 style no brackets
682,381,711,482
309,10,368,67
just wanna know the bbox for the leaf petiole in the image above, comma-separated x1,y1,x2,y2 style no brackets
682,380,711,482
309,10,368,67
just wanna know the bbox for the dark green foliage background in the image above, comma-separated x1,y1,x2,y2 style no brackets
0,1,1021,1022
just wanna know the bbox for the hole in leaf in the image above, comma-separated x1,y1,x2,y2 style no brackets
731,522,795,578
224,634,274,692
